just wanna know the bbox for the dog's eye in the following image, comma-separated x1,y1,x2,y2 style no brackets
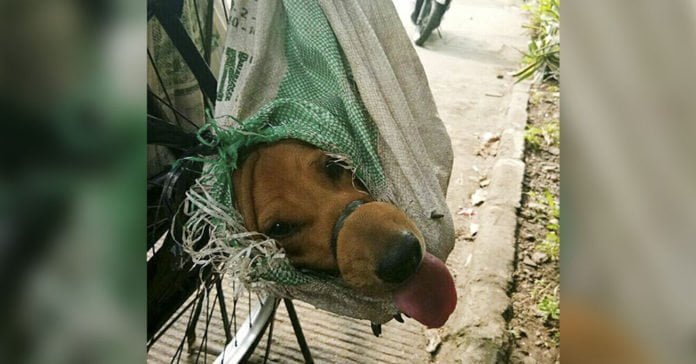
325,161,345,180
266,222,297,239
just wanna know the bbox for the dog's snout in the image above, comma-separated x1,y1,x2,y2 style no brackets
377,232,423,284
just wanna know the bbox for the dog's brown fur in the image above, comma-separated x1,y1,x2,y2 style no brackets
232,140,424,293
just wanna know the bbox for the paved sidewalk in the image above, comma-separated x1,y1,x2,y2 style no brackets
149,0,530,362
398,0,531,361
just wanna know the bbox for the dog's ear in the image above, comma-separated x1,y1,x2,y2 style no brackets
232,150,260,232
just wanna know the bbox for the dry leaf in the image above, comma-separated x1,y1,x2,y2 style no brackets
425,329,442,353
457,207,476,216
470,222,479,236
464,253,473,267
477,132,501,157
471,189,487,206
480,132,501,144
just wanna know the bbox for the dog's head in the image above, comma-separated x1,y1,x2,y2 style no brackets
232,140,456,327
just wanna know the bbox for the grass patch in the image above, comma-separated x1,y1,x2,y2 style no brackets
537,232,559,259
526,189,559,219
526,189,560,259
524,120,559,150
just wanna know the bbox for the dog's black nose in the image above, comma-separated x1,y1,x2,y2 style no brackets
377,232,423,284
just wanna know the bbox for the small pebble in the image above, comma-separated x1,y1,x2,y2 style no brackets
531,252,548,264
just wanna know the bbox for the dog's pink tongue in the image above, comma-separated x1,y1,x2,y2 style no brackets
393,253,457,328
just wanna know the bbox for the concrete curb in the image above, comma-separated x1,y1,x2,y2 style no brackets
440,80,531,363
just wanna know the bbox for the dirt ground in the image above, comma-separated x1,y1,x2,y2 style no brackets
508,83,560,364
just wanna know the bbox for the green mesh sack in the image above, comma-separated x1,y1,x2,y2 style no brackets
181,0,454,323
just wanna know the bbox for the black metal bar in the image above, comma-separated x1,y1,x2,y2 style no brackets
149,0,184,21
204,0,215,64
147,0,158,20
215,276,233,343
370,322,382,337
262,300,278,364
186,286,206,351
153,0,218,102
284,299,313,364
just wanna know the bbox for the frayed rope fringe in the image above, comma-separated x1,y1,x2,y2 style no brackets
175,176,287,293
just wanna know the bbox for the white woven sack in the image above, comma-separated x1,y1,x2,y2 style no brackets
211,0,454,323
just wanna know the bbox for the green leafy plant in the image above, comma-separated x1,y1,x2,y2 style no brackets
515,0,560,82
543,190,557,212
538,294,560,321
543,190,560,221
537,231,560,258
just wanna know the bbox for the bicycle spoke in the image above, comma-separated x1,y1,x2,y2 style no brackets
193,286,208,363
192,0,209,60
149,90,200,130
147,290,200,351
146,217,168,230
147,49,183,128
191,0,218,109
221,0,229,23
194,285,216,364
203,284,218,364
248,289,252,328
231,281,238,346
170,286,205,364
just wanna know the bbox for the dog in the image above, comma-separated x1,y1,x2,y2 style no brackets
232,140,456,328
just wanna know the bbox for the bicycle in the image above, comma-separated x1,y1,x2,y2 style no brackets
146,1,312,362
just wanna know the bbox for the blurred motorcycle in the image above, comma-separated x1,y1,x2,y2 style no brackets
411,0,452,46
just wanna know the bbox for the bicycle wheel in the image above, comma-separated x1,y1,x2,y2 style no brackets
146,270,277,364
